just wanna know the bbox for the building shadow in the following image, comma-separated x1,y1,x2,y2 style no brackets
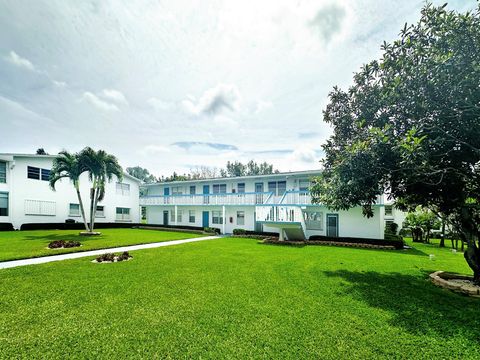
323,270,480,342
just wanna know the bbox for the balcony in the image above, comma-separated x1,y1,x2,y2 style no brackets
280,190,312,205
140,191,274,206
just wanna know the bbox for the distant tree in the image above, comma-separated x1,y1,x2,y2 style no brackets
36,148,48,155
126,166,157,183
190,166,220,180
225,161,247,177
310,3,480,283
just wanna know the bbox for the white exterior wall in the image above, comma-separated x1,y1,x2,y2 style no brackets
0,155,140,229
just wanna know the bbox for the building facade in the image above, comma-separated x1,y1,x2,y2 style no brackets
0,153,141,229
141,170,405,240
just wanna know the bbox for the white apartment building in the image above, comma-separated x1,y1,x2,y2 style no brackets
0,153,140,229
141,170,405,240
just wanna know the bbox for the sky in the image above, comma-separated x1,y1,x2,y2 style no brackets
0,0,476,177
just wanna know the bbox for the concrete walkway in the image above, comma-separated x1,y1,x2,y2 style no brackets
0,235,221,270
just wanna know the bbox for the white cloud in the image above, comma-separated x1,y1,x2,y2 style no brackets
139,144,171,155
182,84,241,116
147,97,174,111
255,100,273,114
101,89,128,105
52,80,67,88
82,92,119,112
4,51,35,71
289,145,317,163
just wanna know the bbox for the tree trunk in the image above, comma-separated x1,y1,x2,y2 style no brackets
91,186,101,233
459,208,480,285
75,182,89,232
439,221,445,248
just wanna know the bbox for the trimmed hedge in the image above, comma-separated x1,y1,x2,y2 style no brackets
20,222,142,231
0,223,14,231
308,235,404,249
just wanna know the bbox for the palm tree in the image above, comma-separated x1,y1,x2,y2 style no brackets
49,151,89,231
80,147,123,233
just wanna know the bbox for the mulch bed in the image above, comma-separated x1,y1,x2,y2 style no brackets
263,238,396,250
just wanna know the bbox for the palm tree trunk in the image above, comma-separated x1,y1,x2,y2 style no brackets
91,186,101,233
75,182,89,232
89,178,97,232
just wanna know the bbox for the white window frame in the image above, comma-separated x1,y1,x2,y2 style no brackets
96,205,105,217
212,210,223,225
25,199,56,216
116,182,130,196
0,192,8,216
385,205,393,217
236,211,245,225
0,162,6,184
189,210,195,223
116,207,130,221
177,209,183,223
69,203,80,217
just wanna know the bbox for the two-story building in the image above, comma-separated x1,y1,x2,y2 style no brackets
0,153,141,229
141,170,405,240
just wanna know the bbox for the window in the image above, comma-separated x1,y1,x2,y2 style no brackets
304,211,323,230
385,205,393,216
41,168,50,181
116,183,130,196
237,183,245,193
69,203,80,216
177,209,183,222
27,166,40,180
0,192,8,216
189,210,195,223
171,209,175,222
116,207,130,221
299,179,310,191
190,186,196,195
212,184,227,194
212,210,223,224
0,162,6,183
172,186,183,195
25,199,56,216
268,181,287,196
96,205,105,217
237,211,245,225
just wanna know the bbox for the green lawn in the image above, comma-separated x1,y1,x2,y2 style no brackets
0,236,478,358
0,228,201,262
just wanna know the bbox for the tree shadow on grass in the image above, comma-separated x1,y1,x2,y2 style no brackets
323,270,480,342
22,234,102,242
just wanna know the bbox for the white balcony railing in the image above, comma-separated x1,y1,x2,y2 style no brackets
140,192,274,206
255,205,304,223
280,191,312,205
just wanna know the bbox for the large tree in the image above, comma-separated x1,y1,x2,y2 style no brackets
126,166,157,183
49,151,89,231
310,3,480,283
80,147,123,233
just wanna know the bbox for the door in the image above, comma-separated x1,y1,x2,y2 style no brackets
202,211,209,227
163,187,170,204
254,211,263,232
326,214,339,237
203,185,210,204
255,183,264,204
163,210,169,225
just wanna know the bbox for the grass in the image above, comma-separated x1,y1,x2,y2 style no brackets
0,228,201,262
0,236,478,358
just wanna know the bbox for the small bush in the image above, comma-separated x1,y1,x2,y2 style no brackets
48,240,81,249
96,253,116,262
0,223,14,231
233,228,247,235
204,227,220,234
95,252,132,263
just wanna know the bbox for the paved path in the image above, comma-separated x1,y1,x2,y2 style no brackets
0,235,221,270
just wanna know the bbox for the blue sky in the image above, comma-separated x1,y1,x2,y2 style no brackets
0,0,475,176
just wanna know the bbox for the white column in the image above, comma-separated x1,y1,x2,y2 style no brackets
222,205,226,234
174,205,177,226
279,229,285,241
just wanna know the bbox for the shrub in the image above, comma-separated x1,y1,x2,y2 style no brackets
204,227,220,234
308,235,404,250
0,223,14,231
48,240,81,249
117,251,131,261
233,228,247,235
96,253,116,262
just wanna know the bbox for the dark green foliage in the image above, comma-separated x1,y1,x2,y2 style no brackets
203,227,220,234
232,228,247,235
96,253,116,262
0,223,14,231
309,235,404,249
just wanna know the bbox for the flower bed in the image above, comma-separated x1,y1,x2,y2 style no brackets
263,238,396,250
94,251,132,263
48,240,81,249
